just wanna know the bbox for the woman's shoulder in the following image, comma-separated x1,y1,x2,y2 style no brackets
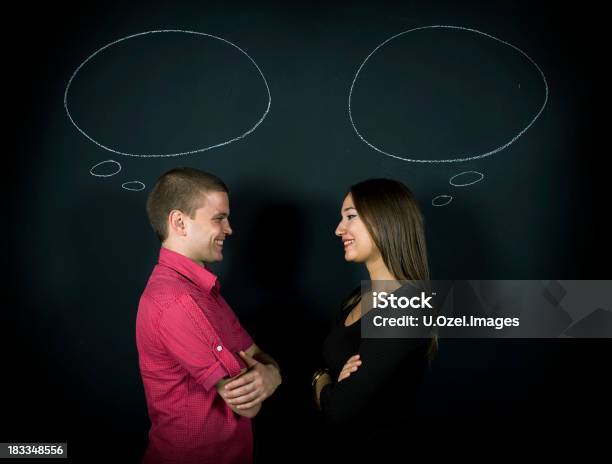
333,287,361,324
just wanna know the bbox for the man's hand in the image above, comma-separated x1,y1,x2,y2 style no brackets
223,350,282,410
216,373,260,418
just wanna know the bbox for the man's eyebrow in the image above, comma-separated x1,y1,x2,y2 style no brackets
213,212,229,218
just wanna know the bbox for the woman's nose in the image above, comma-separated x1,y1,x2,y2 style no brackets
335,222,344,236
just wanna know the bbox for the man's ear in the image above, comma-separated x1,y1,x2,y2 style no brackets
168,210,187,237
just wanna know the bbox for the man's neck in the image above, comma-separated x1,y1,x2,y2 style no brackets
162,242,205,268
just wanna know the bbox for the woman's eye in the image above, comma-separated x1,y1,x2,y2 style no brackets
347,215,356,220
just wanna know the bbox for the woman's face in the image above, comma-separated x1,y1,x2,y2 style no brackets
335,193,380,263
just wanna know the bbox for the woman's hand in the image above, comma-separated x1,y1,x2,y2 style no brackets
338,354,361,382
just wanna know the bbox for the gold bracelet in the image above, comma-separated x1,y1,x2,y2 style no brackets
311,368,330,389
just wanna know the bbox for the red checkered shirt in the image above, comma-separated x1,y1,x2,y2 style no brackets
136,247,254,464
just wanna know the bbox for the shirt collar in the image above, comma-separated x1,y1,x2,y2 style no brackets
158,247,219,294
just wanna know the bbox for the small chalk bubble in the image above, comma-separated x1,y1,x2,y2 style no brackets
449,171,484,187
90,159,121,177
122,181,146,191
432,195,453,207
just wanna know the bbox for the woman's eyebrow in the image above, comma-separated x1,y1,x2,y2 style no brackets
342,206,356,212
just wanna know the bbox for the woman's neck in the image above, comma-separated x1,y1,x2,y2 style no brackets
366,255,395,281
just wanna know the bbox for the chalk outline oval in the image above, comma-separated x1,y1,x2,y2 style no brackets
122,181,146,191
348,25,549,163
432,195,453,207
449,170,485,187
90,159,122,177
65,30,272,158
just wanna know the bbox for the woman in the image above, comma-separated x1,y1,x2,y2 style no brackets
312,178,437,458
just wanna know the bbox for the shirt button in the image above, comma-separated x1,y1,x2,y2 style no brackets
216,345,223,352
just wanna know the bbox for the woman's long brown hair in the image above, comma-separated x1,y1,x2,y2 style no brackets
340,178,438,360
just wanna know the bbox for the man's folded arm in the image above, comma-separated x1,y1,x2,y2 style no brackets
244,343,281,375
158,298,266,417
157,297,235,392
216,376,261,418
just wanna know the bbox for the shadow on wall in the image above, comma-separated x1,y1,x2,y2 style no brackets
220,185,348,461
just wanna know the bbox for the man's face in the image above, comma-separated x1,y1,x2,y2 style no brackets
183,191,232,263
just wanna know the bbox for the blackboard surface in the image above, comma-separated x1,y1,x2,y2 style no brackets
4,0,610,461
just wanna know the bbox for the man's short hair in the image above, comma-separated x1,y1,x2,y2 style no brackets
146,167,229,242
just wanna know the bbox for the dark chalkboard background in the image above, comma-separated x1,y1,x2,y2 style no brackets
4,0,610,461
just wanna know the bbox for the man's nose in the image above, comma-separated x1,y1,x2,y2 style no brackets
225,221,233,236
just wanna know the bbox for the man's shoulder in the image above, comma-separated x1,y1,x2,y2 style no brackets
140,265,197,308
140,265,223,314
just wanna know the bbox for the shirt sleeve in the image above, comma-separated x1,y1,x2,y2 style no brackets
319,337,428,425
158,294,230,391
220,294,254,352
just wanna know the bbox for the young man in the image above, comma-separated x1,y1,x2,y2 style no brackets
136,167,281,464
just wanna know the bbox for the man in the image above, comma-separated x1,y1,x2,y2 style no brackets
136,167,281,464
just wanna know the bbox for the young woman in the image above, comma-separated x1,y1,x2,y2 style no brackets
312,178,437,458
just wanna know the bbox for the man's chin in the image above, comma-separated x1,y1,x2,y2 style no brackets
199,252,223,264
